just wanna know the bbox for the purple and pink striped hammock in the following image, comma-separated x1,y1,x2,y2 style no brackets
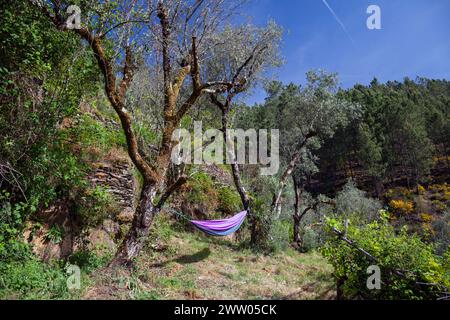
190,211,248,237
170,209,248,237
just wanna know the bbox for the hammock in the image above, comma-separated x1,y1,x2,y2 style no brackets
169,209,248,237
191,211,247,236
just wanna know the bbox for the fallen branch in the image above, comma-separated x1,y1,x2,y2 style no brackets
330,226,449,297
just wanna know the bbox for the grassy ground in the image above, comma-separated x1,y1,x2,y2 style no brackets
82,218,335,300
1,216,335,300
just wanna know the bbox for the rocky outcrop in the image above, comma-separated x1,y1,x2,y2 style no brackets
90,161,137,214
23,200,79,261
24,159,138,261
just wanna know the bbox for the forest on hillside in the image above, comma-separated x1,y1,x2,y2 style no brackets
0,0,449,300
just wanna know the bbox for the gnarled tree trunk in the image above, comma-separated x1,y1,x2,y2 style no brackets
109,183,158,267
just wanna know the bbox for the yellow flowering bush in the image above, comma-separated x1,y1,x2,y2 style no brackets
418,185,426,194
390,199,414,215
420,213,433,223
429,183,450,202
385,187,413,200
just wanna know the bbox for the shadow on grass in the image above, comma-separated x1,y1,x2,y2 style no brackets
150,248,211,268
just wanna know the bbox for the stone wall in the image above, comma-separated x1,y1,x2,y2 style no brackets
25,160,138,261
90,161,137,223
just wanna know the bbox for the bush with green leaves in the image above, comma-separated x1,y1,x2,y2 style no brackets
335,179,382,223
431,212,450,256
63,113,127,160
321,212,449,300
0,258,79,299
268,219,292,253
0,191,31,261
44,225,65,245
75,186,118,228
301,228,321,251
217,186,241,215
185,171,217,205
0,0,102,242
68,249,111,274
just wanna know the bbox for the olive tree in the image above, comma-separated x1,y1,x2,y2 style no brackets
206,22,283,244
32,0,280,266
270,71,360,216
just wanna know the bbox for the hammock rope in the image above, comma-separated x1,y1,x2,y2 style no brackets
166,208,248,237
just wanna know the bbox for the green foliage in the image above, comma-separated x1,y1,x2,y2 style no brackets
44,225,65,244
431,212,450,256
244,196,273,250
0,192,31,261
75,186,117,228
64,113,127,159
0,259,72,299
268,219,291,253
301,228,321,251
0,0,448,300
0,0,101,230
150,214,176,243
182,171,224,219
68,249,111,273
321,213,449,299
334,179,382,223
217,186,241,215
323,77,449,190
237,72,360,169
185,172,217,205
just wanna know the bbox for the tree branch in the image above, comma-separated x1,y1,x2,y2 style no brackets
31,1,158,183
118,46,135,102
272,131,318,213
155,175,188,209
99,19,151,39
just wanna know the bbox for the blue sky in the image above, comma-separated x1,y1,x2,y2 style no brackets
241,0,450,104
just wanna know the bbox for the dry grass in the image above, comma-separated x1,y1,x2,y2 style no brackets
83,224,335,300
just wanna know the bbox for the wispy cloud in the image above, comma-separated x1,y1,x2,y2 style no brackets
321,0,356,46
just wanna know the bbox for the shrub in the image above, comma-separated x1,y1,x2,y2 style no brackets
335,180,382,222
321,212,449,300
418,185,426,194
431,212,450,256
0,191,30,261
431,200,447,213
385,187,414,200
185,172,217,204
183,171,219,216
217,186,241,215
75,186,117,228
0,259,73,299
420,213,433,223
44,224,65,244
65,113,127,161
268,219,291,253
389,199,414,215
68,249,111,273
243,196,273,251
302,228,321,251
